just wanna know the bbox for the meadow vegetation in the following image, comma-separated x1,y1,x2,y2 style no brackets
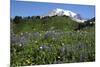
11,16,95,67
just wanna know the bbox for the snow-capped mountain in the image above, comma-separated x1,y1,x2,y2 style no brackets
48,8,77,17
41,8,86,23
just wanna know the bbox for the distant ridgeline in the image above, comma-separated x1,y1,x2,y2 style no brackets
75,17,95,30
11,15,95,34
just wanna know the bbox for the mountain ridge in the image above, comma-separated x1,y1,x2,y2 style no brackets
40,8,86,23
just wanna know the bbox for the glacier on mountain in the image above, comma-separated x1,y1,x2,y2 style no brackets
40,8,86,23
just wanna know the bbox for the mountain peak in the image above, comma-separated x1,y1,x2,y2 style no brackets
48,8,77,17
40,8,86,23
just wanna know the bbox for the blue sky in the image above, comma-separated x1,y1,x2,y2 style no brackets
11,0,95,19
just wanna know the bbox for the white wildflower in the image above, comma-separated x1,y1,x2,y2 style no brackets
19,43,22,46
51,27,54,30
40,46,43,49
58,56,60,59
62,43,64,46
35,41,38,43
21,33,23,35
40,34,42,36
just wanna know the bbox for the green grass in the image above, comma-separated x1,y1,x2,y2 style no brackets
13,16,79,34
11,16,95,67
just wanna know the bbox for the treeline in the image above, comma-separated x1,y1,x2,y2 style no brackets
11,16,41,24
11,15,70,24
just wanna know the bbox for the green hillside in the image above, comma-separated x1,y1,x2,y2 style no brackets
12,16,79,34
11,16,95,67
